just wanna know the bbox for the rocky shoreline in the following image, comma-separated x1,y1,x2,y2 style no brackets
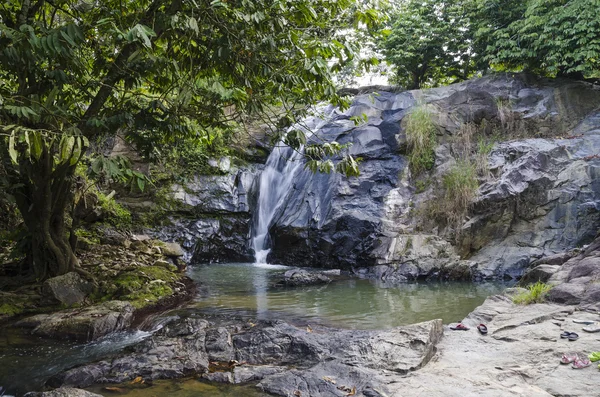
12,234,600,397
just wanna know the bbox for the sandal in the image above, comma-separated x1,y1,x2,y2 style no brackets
588,352,600,362
561,353,579,364
568,332,579,341
477,324,488,334
573,319,596,325
583,323,600,333
572,357,591,369
450,323,469,331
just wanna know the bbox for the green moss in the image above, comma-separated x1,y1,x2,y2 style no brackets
104,265,181,309
0,302,23,316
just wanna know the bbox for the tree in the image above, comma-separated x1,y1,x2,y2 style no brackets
378,0,474,89
0,0,380,281
477,0,600,78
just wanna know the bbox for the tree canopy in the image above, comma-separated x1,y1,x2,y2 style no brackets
378,0,600,88
0,0,380,280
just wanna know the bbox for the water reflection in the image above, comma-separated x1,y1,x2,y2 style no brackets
188,263,508,329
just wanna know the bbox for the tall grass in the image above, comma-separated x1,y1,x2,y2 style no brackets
442,160,479,229
512,281,552,305
405,106,437,175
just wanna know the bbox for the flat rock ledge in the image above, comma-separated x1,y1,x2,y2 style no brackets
386,295,600,397
47,317,443,397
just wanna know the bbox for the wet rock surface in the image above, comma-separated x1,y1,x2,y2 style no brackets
49,317,443,396
15,301,134,342
281,269,332,286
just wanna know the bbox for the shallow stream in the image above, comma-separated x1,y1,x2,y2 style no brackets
0,262,507,396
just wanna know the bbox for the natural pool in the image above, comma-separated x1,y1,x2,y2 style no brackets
0,262,508,396
187,262,508,329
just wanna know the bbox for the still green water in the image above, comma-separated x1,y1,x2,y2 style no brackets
187,262,507,329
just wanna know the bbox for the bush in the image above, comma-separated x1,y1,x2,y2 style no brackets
405,106,437,175
512,281,552,305
442,160,479,228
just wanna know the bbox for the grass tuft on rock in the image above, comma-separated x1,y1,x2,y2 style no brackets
512,281,552,305
405,106,437,175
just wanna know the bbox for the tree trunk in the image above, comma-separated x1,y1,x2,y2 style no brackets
2,144,79,280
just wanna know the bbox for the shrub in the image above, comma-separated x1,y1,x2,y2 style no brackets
512,281,552,305
97,190,132,228
405,106,437,175
442,160,479,228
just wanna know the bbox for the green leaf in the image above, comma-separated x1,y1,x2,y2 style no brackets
30,131,44,160
8,132,18,164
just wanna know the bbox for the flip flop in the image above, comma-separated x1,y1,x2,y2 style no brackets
588,352,600,362
561,353,579,364
572,357,591,369
560,331,573,339
583,323,600,333
477,324,488,334
450,323,469,331
573,319,596,325
568,332,579,341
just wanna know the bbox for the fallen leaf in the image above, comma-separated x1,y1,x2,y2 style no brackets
130,376,143,384
322,376,336,384
306,324,313,333
103,386,125,393
294,391,301,396
346,386,356,396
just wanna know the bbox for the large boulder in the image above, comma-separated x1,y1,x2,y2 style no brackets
15,301,134,342
42,272,93,306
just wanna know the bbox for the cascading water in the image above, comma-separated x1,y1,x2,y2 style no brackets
251,107,335,263
252,145,304,263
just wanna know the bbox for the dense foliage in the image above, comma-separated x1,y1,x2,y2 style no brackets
379,0,472,89
0,0,379,280
379,0,600,88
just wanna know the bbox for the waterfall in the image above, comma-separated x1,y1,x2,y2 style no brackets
251,107,335,263
252,145,304,263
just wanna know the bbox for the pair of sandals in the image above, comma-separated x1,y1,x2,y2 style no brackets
449,323,488,334
560,331,579,341
561,353,591,369
573,319,600,332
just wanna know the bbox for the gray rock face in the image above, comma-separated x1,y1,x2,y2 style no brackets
462,136,600,278
151,166,259,263
15,301,133,342
519,264,560,285
259,73,600,279
23,388,103,397
50,317,442,397
42,272,93,306
545,240,600,308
